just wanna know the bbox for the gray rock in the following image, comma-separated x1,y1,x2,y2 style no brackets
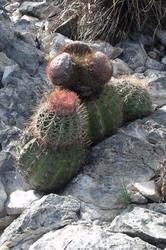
129,32,153,46
112,58,133,76
0,194,80,248
117,41,147,70
144,71,166,108
161,55,166,65
63,107,166,221
0,178,7,215
109,205,166,249
148,51,160,61
19,1,48,18
134,180,161,202
0,20,45,75
29,224,159,250
149,203,166,215
146,57,165,71
5,190,43,216
156,29,166,46
49,33,72,57
5,2,21,13
134,66,146,73
88,40,123,59
0,215,18,233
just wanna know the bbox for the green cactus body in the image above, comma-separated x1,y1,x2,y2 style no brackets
18,137,85,192
113,77,152,121
33,102,87,149
85,85,123,142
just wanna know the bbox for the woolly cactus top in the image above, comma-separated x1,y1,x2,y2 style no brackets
49,90,80,116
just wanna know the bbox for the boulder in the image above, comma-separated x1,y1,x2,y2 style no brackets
117,41,147,70
0,194,80,248
29,224,159,250
109,205,166,249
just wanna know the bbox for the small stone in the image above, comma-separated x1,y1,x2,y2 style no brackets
161,55,166,65
134,180,161,202
148,51,160,61
112,58,133,76
146,57,165,71
5,190,43,216
134,66,146,73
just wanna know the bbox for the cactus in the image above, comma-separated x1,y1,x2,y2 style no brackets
18,136,86,192
31,90,87,149
112,76,152,121
85,85,123,142
46,41,113,100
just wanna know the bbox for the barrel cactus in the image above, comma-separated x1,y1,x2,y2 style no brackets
18,135,86,192
46,41,113,100
85,84,123,142
112,76,152,121
31,89,87,149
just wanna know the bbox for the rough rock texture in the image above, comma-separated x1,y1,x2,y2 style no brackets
1,1,166,249
109,205,166,249
63,106,166,219
29,224,159,250
0,194,80,248
5,190,43,215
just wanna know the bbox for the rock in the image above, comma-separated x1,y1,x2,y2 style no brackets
109,205,166,249
117,41,147,70
134,66,146,73
49,33,72,57
0,178,7,215
0,150,31,196
19,1,49,19
0,19,45,76
156,29,166,46
129,191,148,204
10,9,21,23
0,215,18,233
149,203,166,215
63,174,124,221
144,71,166,108
134,180,161,202
148,51,160,61
63,106,166,221
29,224,159,250
0,194,81,248
5,190,43,216
146,57,165,71
88,40,123,59
5,2,21,13
161,55,166,65
38,33,57,54
129,32,153,45
153,48,164,58
112,58,133,76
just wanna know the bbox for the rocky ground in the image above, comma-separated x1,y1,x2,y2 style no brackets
0,0,166,249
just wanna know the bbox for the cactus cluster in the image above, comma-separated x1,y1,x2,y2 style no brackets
17,41,152,192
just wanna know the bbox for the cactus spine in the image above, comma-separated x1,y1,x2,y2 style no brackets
18,137,85,192
85,85,123,142
32,90,87,149
17,89,87,192
112,76,152,121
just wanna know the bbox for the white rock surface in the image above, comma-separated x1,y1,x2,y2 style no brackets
134,180,160,202
5,190,43,215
